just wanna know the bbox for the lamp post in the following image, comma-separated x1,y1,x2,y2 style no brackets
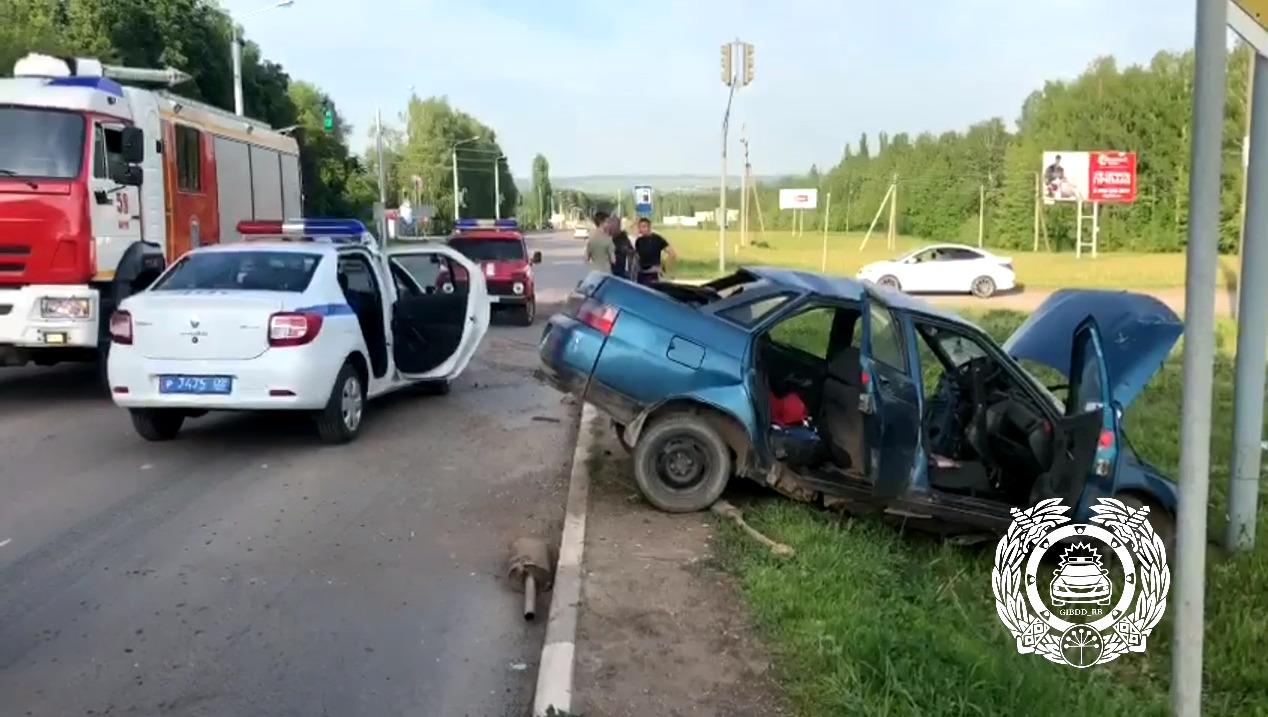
229,0,295,117
494,155,506,220
451,136,481,222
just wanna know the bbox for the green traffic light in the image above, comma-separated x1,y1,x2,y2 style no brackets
322,106,333,132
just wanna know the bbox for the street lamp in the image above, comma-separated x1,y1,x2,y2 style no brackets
230,0,295,117
451,136,482,221
493,155,506,220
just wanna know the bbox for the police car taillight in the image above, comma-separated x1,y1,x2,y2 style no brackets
268,312,323,347
109,310,132,345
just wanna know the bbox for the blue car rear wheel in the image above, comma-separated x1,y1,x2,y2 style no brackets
632,413,732,513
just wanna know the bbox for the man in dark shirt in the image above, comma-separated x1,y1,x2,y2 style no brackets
634,217,676,285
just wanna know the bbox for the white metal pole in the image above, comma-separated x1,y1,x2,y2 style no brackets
375,108,387,243
1092,201,1100,257
1076,198,1084,258
231,25,244,116
719,139,727,272
821,192,832,272
494,158,501,220
1227,48,1268,552
978,183,985,248
452,149,460,222
1173,0,1227,713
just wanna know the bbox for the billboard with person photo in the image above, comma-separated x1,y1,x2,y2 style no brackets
1041,151,1137,204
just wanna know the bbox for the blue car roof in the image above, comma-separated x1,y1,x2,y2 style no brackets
745,265,981,329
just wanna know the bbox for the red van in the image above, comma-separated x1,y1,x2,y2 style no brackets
448,219,542,325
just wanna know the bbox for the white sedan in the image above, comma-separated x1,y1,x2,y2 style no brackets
856,244,1016,298
573,226,589,239
106,219,490,444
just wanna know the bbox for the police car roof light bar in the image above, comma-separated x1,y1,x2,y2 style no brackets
237,219,371,243
455,218,518,231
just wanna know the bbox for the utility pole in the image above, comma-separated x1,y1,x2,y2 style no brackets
719,39,754,273
1173,0,1227,714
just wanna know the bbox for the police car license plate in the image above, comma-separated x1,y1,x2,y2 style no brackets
159,375,233,395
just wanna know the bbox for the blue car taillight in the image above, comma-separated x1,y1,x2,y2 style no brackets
577,298,620,336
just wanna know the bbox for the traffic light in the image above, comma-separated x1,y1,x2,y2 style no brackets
742,43,755,86
322,104,334,133
720,42,733,86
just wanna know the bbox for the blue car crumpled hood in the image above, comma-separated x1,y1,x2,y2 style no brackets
1002,289,1183,408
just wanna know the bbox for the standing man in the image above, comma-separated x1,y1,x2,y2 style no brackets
634,217,676,285
585,211,615,275
609,216,635,279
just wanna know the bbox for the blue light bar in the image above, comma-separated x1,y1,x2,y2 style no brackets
455,218,519,230
47,76,125,97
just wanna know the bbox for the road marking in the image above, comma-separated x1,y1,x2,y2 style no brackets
0,539,11,548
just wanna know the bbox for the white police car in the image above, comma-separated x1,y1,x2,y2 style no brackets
106,219,490,444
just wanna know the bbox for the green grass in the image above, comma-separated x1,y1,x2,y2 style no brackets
659,227,1243,290
717,309,1268,716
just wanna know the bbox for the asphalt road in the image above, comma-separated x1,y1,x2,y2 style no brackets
0,230,587,717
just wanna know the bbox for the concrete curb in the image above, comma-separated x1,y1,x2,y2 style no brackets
533,402,597,716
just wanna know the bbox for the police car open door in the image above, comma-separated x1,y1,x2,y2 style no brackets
386,246,490,381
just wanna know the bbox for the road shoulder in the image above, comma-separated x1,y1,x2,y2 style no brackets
571,419,789,717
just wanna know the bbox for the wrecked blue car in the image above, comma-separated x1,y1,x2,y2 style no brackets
538,267,1181,542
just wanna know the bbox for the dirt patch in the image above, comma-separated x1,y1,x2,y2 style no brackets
572,420,790,717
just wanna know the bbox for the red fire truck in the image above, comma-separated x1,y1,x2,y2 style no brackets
0,53,302,371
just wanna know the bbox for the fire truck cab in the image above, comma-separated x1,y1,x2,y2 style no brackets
0,53,301,371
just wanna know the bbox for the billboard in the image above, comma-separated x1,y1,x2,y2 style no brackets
1041,151,1137,204
779,188,819,209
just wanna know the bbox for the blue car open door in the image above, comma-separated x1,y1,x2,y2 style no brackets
860,300,922,500
1042,317,1117,506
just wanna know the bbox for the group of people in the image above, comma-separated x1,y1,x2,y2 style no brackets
583,212,677,285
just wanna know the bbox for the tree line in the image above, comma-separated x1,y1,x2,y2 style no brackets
2,0,549,231
655,45,1253,254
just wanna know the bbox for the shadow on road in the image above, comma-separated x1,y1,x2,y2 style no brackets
0,364,104,405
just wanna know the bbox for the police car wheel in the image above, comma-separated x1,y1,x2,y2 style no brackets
315,362,365,444
130,408,185,442
633,413,732,513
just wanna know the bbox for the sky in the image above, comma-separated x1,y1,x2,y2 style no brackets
222,0,1198,178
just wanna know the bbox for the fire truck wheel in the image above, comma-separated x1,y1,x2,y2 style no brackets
130,409,185,441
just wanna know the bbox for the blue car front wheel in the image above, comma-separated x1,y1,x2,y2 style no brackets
633,413,732,513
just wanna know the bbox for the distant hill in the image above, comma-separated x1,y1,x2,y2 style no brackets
513,174,790,195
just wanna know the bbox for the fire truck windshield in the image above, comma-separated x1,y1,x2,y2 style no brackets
0,107,85,180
